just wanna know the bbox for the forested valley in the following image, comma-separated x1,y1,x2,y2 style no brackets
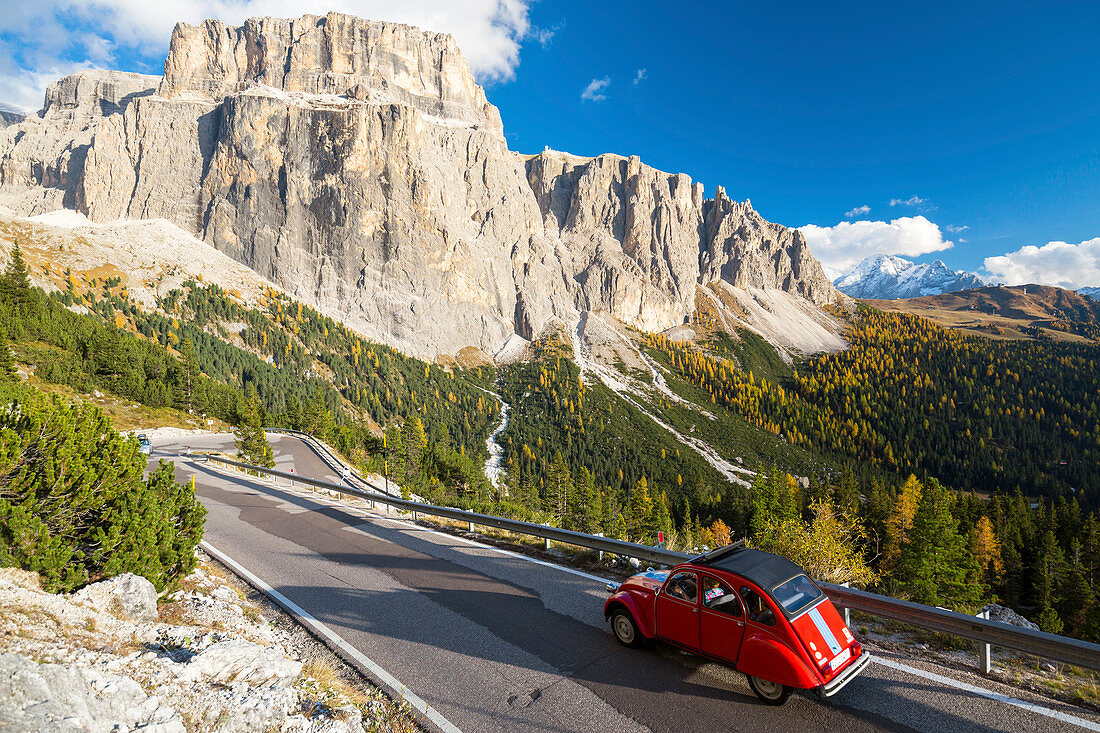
4,236,1100,641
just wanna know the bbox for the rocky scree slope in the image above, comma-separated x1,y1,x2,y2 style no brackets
0,12,842,360
0,564,409,732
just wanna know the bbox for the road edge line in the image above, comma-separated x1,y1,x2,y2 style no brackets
195,456,615,586
873,656,1100,731
199,540,463,733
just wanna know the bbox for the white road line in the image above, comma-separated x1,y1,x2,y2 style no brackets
367,514,616,585
874,656,1100,731
195,456,616,586
200,540,463,733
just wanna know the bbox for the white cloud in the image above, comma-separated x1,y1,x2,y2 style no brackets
633,68,647,85
0,0,533,111
844,204,870,218
889,195,928,207
799,215,953,274
581,76,610,102
945,224,969,233
532,20,563,48
983,237,1100,290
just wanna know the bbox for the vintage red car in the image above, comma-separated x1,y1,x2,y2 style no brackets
604,542,870,704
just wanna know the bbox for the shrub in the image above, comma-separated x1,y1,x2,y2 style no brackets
0,384,206,592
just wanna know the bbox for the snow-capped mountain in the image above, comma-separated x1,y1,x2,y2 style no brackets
834,254,985,300
1080,287,1100,300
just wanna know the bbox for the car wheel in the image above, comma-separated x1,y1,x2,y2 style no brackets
610,609,642,648
746,674,792,705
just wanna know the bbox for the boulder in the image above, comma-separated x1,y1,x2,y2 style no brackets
979,603,1041,631
184,639,302,687
0,652,184,732
72,572,158,622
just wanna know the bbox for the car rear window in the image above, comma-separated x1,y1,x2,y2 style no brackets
772,574,823,615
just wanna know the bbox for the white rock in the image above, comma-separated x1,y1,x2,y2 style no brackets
72,573,159,622
184,639,302,687
0,652,185,732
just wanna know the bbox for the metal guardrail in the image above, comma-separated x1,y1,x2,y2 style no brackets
202,452,1100,672
820,582,1100,671
262,428,400,498
205,454,687,566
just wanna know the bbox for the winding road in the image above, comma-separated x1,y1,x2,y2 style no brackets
149,432,1099,733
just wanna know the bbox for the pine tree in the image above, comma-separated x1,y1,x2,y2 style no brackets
883,475,923,567
749,466,798,538
862,477,892,555
896,479,986,610
0,384,204,592
1034,529,1066,634
833,466,860,515
235,385,274,468
1058,539,1095,637
383,424,405,489
569,466,601,534
175,336,201,414
547,451,571,525
626,476,654,542
1,241,31,311
971,515,1004,584
710,518,732,547
0,330,15,381
610,511,628,541
403,418,427,485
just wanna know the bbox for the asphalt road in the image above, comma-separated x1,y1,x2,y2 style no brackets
151,433,1100,733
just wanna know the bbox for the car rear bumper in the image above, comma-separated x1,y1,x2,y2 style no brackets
816,651,871,698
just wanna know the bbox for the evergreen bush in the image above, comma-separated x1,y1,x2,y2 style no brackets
0,384,206,592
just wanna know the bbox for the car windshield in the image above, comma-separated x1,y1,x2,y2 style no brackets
771,574,823,615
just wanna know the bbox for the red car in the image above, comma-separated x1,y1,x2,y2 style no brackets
604,542,870,704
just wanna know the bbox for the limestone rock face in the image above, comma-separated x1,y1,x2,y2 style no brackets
0,12,842,359
160,13,503,133
0,70,159,212
701,188,836,306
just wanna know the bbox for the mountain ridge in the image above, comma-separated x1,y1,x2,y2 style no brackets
0,11,844,362
835,254,985,300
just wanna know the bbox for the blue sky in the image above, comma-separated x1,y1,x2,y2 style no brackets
2,1,1099,285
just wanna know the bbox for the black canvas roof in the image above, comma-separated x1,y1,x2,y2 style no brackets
692,545,804,591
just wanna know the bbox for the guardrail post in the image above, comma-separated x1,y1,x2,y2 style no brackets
468,520,475,533
977,608,992,674
596,533,604,562
840,582,851,628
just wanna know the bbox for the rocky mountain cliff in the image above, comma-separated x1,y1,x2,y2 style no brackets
835,254,985,300
0,12,842,360
0,104,24,127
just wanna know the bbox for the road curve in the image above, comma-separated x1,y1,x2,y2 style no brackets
151,433,1100,733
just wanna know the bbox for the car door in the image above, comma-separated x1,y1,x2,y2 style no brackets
655,570,700,650
698,574,746,663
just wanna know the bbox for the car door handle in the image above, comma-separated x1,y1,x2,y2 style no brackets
736,621,744,627
692,608,698,613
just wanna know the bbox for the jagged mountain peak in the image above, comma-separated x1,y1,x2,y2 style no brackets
159,12,502,133
0,11,844,361
835,254,985,300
